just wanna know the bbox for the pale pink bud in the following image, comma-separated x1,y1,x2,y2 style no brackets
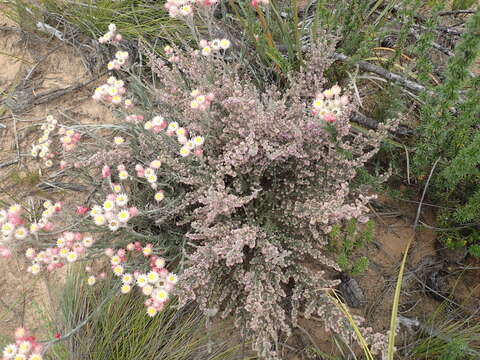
158,268,169,278
323,113,337,123
47,263,56,272
102,165,111,178
76,206,89,215
74,232,82,241
135,164,144,172
60,160,67,169
206,92,215,101
127,243,135,251
194,148,203,157
43,223,54,231
115,34,122,42
331,84,341,96
1,247,12,258
129,207,139,217
99,272,106,279
117,249,126,257
107,193,116,201
105,248,114,257
85,266,92,272
340,95,349,105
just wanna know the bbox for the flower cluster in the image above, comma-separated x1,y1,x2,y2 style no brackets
189,89,214,111
134,159,163,192
98,23,122,44
58,127,81,152
1,202,61,258
108,50,129,71
2,328,43,360
31,115,57,167
102,243,178,317
88,180,138,231
92,76,130,106
26,231,95,274
311,84,350,123
143,115,205,158
199,38,231,56
164,0,218,18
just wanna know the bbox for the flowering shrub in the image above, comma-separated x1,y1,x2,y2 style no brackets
133,36,394,357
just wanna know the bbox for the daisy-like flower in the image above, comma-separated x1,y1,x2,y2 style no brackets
56,237,66,247
120,284,131,294
219,38,231,50
201,46,212,56
192,136,204,147
115,193,128,206
118,170,129,180
147,271,159,284
94,214,106,226
1,222,14,236
190,99,199,110
142,284,154,296
136,274,148,287
144,121,153,130
14,227,28,240
59,248,69,257
82,236,94,248
142,245,153,256
66,251,78,263
114,136,125,145
150,160,161,169
146,173,157,184
153,288,169,302
9,204,22,214
167,122,179,132
108,220,120,232
179,4,192,16
179,146,191,157
3,343,17,358
113,265,124,276
146,306,157,317
117,210,130,223
17,341,31,354
155,258,166,269
112,183,122,193
14,354,26,360
103,199,115,212
25,248,36,259
166,273,178,285
110,255,121,265
29,354,43,360
90,206,103,217
30,264,41,275
87,276,96,286
185,140,195,150
122,273,133,284
152,116,164,126
154,191,165,202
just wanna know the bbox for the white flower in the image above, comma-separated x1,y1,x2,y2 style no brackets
87,276,96,286
147,271,159,284
166,273,178,285
67,251,78,263
136,274,148,287
219,38,231,50
117,210,130,223
115,193,129,207
3,343,17,358
122,273,133,284
120,284,131,294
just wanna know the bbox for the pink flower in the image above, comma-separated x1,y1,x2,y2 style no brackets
0,247,12,258
107,193,117,201
117,248,126,257
194,148,204,157
105,248,114,257
43,222,54,231
76,206,89,215
323,113,337,123
102,165,111,178
8,213,24,226
129,207,139,217
60,160,67,169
